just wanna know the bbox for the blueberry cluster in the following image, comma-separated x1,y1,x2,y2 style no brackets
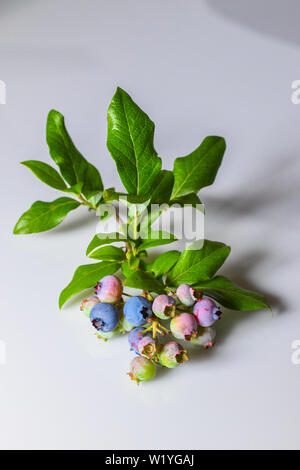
80,276,221,384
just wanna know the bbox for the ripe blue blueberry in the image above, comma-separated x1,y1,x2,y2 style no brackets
123,296,152,327
128,327,146,354
90,302,119,332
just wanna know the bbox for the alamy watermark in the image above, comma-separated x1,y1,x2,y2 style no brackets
95,199,205,250
291,339,300,365
291,80,300,104
0,80,6,104
0,340,6,365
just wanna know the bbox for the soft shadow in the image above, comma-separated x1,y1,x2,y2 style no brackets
189,308,265,360
0,0,37,18
189,248,285,356
204,152,300,219
54,211,96,234
208,0,300,46
222,250,285,313
213,252,285,349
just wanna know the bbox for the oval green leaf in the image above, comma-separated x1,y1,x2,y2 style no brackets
151,250,180,277
124,271,166,294
13,197,80,234
171,136,226,199
46,110,88,187
21,160,67,190
86,233,129,256
167,239,231,286
107,87,162,195
194,276,271,311
138,231,177,251
88,245,126,261
59,261,121,308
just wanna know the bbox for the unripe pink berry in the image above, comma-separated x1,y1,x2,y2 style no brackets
80,296,100,317
159,341,188,368
176,284,202,307
152,294,176,319
170,313,198,341
95,275,123,303
128,356,156,384
193,298,221,327
190,326,216,349
137,336,157,359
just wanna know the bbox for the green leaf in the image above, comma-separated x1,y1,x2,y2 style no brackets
63,182,84,195
82,162,103,200
13,197,80,234
88,245,125,261
107,87,162,195
138,231,177,251
194,276,271,311
46,110,88,186
102,192,151,206
120,195,151,205
124,271,166,294
106,190,152,204
86,190,103,207
171,136,226,199
139,260,153,272
21,160,67,190
46,111,103,204
151,170,174,203
59,261,120,308
119,195,151,220
102,187,116,202
170,192,203,208
86,232,128,255
167,240,231,286
151,250,180,277
127,256,140,270
121,260,132,277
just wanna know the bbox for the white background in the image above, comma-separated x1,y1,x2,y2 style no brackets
1,0,300,450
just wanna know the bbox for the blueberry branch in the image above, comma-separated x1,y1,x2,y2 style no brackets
13,89,272,385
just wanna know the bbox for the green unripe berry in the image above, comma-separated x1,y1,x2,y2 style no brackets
128,356,156,384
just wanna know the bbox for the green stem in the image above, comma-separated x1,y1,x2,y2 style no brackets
78,194,96,210
114,204,131,253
